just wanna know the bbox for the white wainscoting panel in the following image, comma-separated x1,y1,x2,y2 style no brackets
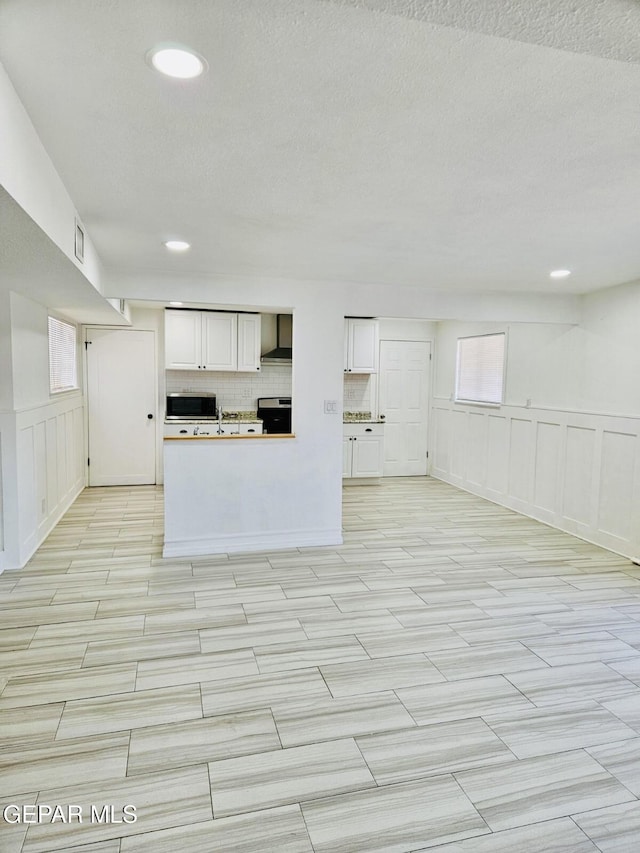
11,395,85,568
431,399,640,561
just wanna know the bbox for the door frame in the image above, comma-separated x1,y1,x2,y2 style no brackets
83,324,161,486
376,337,434,476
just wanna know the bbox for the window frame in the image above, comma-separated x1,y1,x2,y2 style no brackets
454,331,506,407
48,314,79,395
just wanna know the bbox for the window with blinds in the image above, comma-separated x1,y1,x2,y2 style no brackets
48,316,78,394
455,333,505,404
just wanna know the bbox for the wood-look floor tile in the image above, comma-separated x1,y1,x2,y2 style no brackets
0,663,137,709
0,703,64,746
588,738,640,796
201,669,331,716
21,765,212,852
424,818,598,852
194,585,286,607
358,625,468,658
119,805,313,853
357,717,515,784
147,575,236,595
136,649,258,690
450,617,556,644
607,656,640,685
301,775,488,853
300,610,402,639
320,654,444,697
0,643,86,678
4,476,639,852
199,619,306,653
573,801,640,853
390,603,487,628
96,593,194,618
332,590,426,612
455,750,635,831
522,632,640,665
602,693,640,731
144,605,245,634
0,602,98,629
505,662,640,706
127,708,281,775
485,701,637,758
273,691,416,747
0,625,37,651
0,732,129,795
397,675,534,725
30,615,145,646
244,595,339,623
51,582,149,604
255,635,368,673
56,683,202,739
0,824,28,853
281,579,370,598
208,738,375,817
427,642,548,680
83,631,200,668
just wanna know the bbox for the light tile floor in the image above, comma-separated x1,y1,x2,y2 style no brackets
2,477,640,851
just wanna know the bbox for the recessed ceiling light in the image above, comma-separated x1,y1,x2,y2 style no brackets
164,240,191,252
550,269,571,279
169,301,183,306
148,46,205,79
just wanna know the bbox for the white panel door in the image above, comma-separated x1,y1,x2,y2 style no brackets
87,328,156,486
203,312,237,370
379,340,430,476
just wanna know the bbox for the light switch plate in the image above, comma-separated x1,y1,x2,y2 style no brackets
324,400,339,414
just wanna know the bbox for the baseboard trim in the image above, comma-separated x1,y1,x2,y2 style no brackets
163,527,343,558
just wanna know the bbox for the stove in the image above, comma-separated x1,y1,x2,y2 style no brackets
257,397,292,434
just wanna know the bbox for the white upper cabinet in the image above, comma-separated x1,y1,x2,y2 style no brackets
344,318,378,373
165,310,202,370
237,313,262,372
165,310,261,372
202,312,237,371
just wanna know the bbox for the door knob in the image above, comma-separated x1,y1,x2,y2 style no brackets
147,413,154,419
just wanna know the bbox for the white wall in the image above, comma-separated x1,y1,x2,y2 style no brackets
0,61,103,293
0,291,85,571
431,280,640,561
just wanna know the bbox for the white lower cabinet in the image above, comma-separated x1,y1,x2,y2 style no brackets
343,424,384,478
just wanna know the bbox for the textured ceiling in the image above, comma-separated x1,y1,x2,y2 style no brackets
1,0,640,295
322,0,640,64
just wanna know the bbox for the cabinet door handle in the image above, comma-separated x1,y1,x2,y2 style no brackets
365,428,372,432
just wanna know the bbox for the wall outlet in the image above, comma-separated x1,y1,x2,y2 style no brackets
324,400,339,414
526,398,532,408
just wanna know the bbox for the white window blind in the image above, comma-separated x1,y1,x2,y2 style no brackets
455,333,505,404
48,316,78,393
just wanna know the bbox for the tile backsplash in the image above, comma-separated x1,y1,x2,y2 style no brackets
166,364,292,409
343,373,372,412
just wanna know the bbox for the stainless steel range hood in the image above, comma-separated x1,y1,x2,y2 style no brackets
261,314,292,364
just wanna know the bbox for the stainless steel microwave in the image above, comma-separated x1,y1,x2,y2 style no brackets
166,392,217,420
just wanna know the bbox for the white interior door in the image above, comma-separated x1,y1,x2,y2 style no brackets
86,328,156,486
379,340,431,476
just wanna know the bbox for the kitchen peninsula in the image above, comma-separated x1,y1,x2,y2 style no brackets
161,307,344,558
